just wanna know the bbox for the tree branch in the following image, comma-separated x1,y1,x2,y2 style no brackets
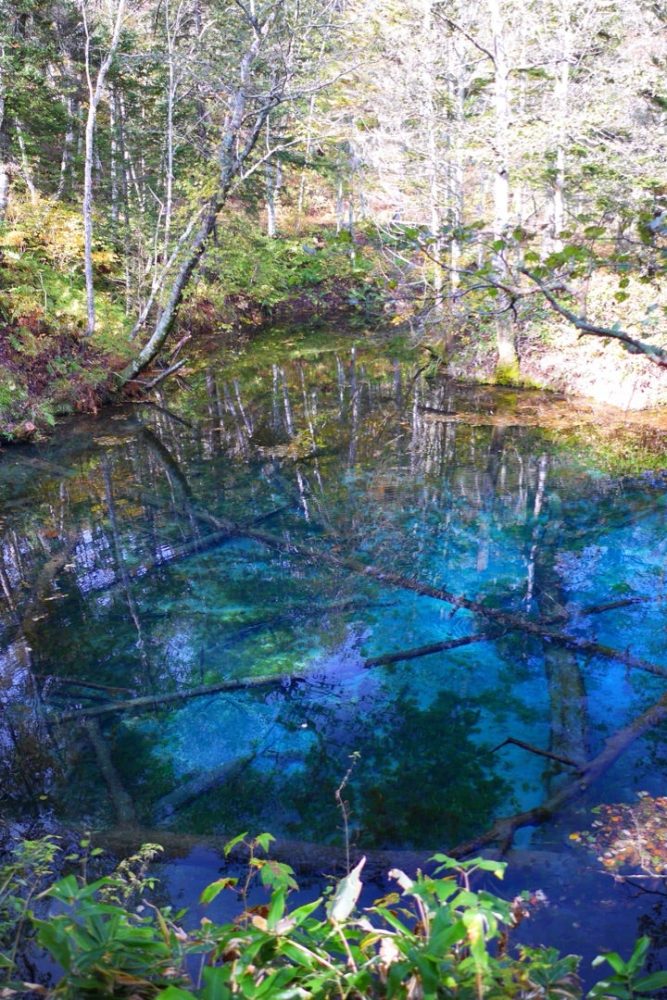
521,268,667,368
433,11,496,64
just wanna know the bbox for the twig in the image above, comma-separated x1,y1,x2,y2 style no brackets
489,737,582,770
335,753,360,874
143,359,188,390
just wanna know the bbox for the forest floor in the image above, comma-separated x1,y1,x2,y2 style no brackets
443,322,667,413
0,204,384,442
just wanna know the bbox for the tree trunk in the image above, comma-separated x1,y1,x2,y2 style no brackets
448,35,465,293
488,0,519,378
82,0,126,337
265,118,279,236
421,0,443,311
552,59,569,248
56,94,75,201
0,41,10,222
14,120,36,205
109,86,118,227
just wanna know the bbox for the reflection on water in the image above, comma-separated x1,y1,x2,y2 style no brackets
1,327,667,871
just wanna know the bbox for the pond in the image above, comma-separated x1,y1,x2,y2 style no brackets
1,324,667,979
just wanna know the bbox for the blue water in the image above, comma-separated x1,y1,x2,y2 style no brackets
1,326,667,977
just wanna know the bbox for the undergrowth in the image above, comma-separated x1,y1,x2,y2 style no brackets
0,200,385,441
1,832,666,999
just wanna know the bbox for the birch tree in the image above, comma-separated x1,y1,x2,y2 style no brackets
81,0,127,336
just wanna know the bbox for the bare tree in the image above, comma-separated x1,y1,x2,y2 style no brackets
81,0,127,336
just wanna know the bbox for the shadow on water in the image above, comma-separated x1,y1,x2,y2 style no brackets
1,324,667,982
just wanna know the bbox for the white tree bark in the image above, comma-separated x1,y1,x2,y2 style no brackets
82,0,127,337
0,37,9,222
488,0,518,373
421,0,443,310
552,59,570,248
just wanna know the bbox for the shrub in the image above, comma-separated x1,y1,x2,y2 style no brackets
2,833,667,998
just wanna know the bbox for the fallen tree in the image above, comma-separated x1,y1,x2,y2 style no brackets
449,690,667,857
91,693,667,868
57,671,305,722
153,754,256,822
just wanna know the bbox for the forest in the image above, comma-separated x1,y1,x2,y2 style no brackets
1,0,667,996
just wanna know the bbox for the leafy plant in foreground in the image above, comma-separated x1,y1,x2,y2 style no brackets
0,836,58,979
2,833,667,998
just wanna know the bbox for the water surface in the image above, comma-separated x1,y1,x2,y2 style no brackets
1,325,667,973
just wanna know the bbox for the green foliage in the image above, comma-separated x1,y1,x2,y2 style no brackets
0,836,59,977
589,937,667,999
493,360,522,386
0,213,129,343
0,199,133,437
1,834,665,998
190,218,382,315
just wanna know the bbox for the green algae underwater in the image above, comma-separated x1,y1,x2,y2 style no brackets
1,324,667,971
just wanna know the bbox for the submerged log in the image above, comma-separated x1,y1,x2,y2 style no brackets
83,719,137,827
489,737,581,770
92,825,429,879
363,631,496,668
37,675,134,696
187,509,667,682
58,671,305,722
450,690,667,858
153,754,255,822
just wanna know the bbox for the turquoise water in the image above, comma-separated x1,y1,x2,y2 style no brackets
1,327,667,873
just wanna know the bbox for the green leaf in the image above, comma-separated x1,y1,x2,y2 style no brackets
254,833,276,854
202,966,233,1000
427,916,467,957
286,898,321,927
470,858,507,878
157,989,198,1000
259,860,297,891
634,970,667,991
627,935,651,974
34,920,72,969
200,877,238,905
223,833,248,857
267,888,286,931
593,950,626,973
46,875,80,903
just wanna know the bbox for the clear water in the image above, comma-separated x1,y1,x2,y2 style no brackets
2,325,667,972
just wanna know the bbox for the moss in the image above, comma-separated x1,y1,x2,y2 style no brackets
492,362,545,391
493,359,522,385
